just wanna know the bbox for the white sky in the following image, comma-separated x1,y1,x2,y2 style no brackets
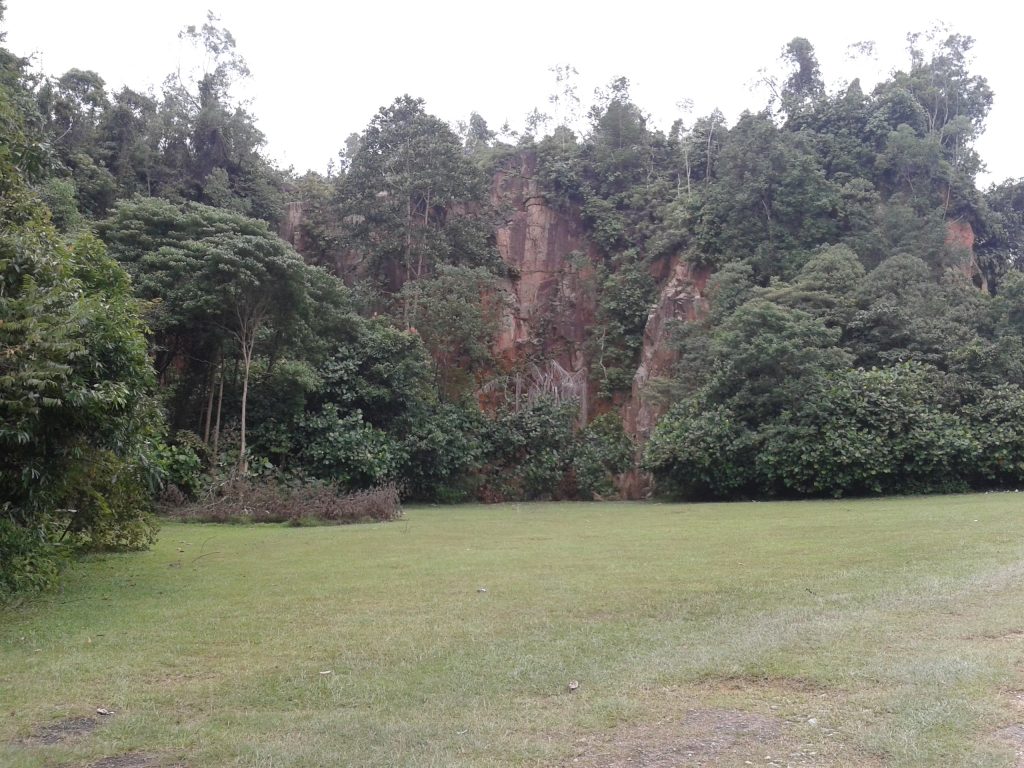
5,1,1021,185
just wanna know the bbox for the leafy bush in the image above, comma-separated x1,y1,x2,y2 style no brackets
399,401,487,502
296,405,399,489
478,397,578,501
155,432,206,501
644,401,755,499
756,364,975,497
572,413,633,498
56,448,160,551
0,517,65,602
964,385,1024,486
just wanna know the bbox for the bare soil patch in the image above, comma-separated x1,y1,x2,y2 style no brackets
563,678,885,768
88,754,160,768
567,708,805,767
25,716,99,745
995,724,1024,768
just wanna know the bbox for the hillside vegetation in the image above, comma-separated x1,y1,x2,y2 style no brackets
5,8,1024,596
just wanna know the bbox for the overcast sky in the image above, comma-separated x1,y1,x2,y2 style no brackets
5,1,1020,185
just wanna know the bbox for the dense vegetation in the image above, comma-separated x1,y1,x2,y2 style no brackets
5,7,1024,597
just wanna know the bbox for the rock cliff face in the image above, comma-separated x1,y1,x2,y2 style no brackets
279,202,305,254
281,153,714,498
947,219,987,293
488,154,712,496
491,154,599,379
622,258,711,442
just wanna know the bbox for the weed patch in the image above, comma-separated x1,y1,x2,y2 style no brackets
167,480,402,525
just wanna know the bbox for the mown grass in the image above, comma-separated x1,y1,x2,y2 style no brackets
3,494,1024,767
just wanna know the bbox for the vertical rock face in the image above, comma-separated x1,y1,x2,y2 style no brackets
947,219,987,292
279,201,305,253
284,153,713,498
491,153,600,378
619,258,711,497
622,258,711,442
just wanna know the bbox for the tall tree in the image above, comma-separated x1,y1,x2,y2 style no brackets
99,198,307,472
336,95,492,316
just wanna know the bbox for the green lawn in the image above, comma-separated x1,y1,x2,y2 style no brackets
3,495,1024,767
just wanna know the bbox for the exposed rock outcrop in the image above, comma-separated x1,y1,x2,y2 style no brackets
619,258,711,497
622,258,711,443
279,201,305,253
947,219,988,292
491,153,600,383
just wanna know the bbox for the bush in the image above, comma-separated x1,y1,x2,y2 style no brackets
155,432,206,501
756,364,975,497
169,479,402,525
0,517,65,602
644,401,755,499
478,396,578,501
572,413,634,499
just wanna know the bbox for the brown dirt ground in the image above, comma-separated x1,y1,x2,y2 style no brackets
25,716,99,745
562,679,885,768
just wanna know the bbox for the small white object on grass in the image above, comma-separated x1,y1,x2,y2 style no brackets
568,680,580,692
96,708,113,716
319,670,333,676
477,587,487,593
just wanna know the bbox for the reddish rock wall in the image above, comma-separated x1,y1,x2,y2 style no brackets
283,154,714,498
279,201,305,253
618,258,711,497
491,153,600,379
947,219,987,292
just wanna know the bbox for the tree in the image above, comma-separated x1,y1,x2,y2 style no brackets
399,266,504,400
779,37,825,118
99,198,307,472
338,95,490,315
1,29,158,596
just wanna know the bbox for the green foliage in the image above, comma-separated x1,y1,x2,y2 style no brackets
0,518,64,602
98,197,309,467
572,413,633,498
480,397,578,501
334,95,495,296
590,260,655,398
702,298,849,423
643,402,754,499
402,265,505,400
297,405,398,489
963,385,1024,485
647,237,1021,499
400,401,487,502
155,432,205,500
315,318,433,430
0,43,160,597
756,364,974,497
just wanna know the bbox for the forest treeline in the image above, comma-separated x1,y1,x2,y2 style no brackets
5,7,1024,597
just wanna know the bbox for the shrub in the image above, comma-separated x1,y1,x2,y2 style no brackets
572,413,634,499
169,480,402,525
0,517,65,602
478,396,578,501
155,432,206,501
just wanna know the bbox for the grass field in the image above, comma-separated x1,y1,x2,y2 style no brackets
3,495,1024,767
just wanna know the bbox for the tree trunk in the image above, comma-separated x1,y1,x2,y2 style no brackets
239,340,252,476
706,126,715,184
203,352,219,444
403,198,414,328
212,361,224,459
